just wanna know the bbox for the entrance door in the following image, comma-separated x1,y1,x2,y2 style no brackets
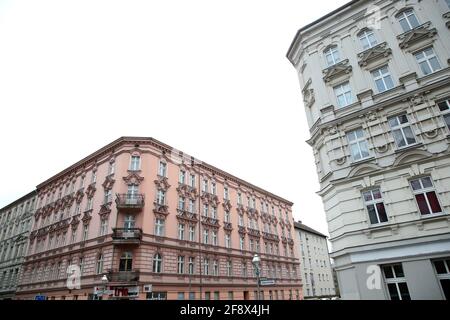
243,291,249,300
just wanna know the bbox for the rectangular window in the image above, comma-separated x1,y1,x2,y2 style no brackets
178,223,185,240
359,30,378,50
212,231,218,246
156,190,166,205
363,188,388,224
155,219,165,236
415,47,441,76
100,219,108,236
347,128,370,161
410,177,442,215
372,66,395,93
189,226,195,242
226,260,232,276
189,174,196,188
397,9,420,32
158,162,167,177
203,258,209,275
203,229,209,244
179,170,186,184
383,264,411,300
388,114,417,148
432,258,450,300
178,197,185,210
177,292,185,300
82,224,89,241
438,99,450,131
130,155,140,171
334,82,353,108
324,46,340,66
224,187,229,200
188,257,195,275
225,234,231,248
177,256,185,274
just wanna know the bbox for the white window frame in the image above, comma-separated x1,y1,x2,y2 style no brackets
158,161,167,177
362,188,389,225
178,223,185,240
410,176,443,215
437,99,450,131
397,9,420,32
155,218,165,237
383,264,411,300
359,29,378,50
334,82,353,108
372,65,395,93
129,155,140,171
347,128,370,162
388,114,417,148
415,47,442,76
324,46,340,67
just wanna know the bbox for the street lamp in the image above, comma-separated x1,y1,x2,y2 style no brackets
100,274,108,300
252,254,261,300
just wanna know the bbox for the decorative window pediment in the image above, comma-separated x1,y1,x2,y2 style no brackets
102,175,115,190
358,42,392,67
85,184,97,198
322,59,353,83
444,13,450,29
98,203,112,217
75,188,84,203
397,22,437,49
154,176,171,191
123,172,144,186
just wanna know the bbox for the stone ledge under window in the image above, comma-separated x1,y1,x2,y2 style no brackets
397,21,437,50
394,142,424,154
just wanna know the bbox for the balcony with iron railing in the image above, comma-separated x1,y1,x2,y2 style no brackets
115,194,145,211
107,269,140,283
112,228,142,245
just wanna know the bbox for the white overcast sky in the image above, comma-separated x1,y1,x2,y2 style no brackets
0,0,349,239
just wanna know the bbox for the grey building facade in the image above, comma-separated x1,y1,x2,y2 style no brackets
294,221,336,298
0,191,37,299
287,0,450,300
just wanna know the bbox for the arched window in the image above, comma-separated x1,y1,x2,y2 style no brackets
119,252,133,271
153,253,162,273
324,46,340,67
358,29,378,50
396,9,420,32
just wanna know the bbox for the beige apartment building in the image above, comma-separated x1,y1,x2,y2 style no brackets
0,191,37,299
287,0,450,299
294,221,335,298
13,137,302,300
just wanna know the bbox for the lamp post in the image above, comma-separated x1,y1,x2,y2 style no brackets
252,254,261,300
100,274,108,300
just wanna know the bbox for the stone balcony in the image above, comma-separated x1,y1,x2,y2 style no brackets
107,269,140,283
115,194,145,211
112,228,142,245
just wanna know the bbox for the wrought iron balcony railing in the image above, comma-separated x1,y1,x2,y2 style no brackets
115,194,145,210
107,269,140,283
112,228,142,243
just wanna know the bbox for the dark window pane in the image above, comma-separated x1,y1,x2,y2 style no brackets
434,260,447,274
398,283,411,300
376,203,388,223
440,279,450,300
383,266,394,279
426,192,442,213
415,194,430,215
421,177,433,188
367,205,379,224
438,101,449,112
444,114,450,130
387,283,400,300
410,179,422,191
393,264,404,278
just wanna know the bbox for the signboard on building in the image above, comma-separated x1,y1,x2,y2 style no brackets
260,279,275,286
34,295,46,300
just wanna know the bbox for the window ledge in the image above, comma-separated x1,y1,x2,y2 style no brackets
350,156,376,166
394,143,424,154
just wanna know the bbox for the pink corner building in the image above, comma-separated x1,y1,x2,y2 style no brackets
14,137,303,300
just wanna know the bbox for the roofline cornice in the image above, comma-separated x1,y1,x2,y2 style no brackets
35,137,294,206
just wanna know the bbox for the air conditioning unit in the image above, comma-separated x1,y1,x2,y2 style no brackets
143,284,152,293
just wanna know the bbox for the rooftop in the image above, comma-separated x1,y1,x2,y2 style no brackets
294,221,328,238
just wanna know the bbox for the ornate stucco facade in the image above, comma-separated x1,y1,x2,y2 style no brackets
287,0,450,300
12,137,302,300
0,191,37,299
294,222,336,299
